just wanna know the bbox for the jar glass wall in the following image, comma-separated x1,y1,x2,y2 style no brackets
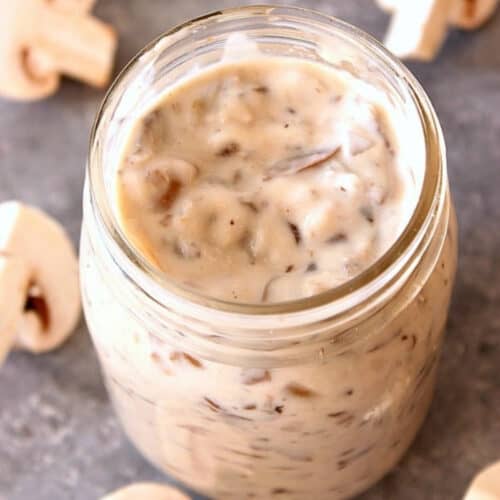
81,6,458,499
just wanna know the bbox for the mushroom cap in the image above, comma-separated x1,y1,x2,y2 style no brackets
102,483,190,500
0,201,81,354
0,255,30,364
0,0,60,100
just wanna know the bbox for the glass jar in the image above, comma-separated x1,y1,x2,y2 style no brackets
81,6,458,500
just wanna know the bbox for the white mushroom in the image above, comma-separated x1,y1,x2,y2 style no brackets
379,0,499,61
51,0,97,12
450,0,499,29
384,0,456,61
376,0,398,11
0,202,80,364
379,0,499,28
0,0,117,101
463,461,500,499
0,255,31,365
102,482,190,500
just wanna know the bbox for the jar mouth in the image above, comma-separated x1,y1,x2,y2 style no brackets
87,4,445,317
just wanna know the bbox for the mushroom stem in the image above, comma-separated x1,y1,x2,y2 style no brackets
0,202,81,362
376,0,398,11
0,255,29,366
34,8,117,88
384,0,456,61
377,0,499,29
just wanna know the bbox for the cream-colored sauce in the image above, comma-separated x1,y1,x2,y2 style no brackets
116,57,414,303
82,43,457,500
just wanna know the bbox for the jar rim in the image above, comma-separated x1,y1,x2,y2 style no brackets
87,4,445,319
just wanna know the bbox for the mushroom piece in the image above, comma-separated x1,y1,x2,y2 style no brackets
0,202,80,365
51,0,98,12
463,461,500,499
450,0,499,29
378,0,499,28
0,0,117,101
376,0,398,11
102,483,191,500
384,0,456,61
0,256,30,365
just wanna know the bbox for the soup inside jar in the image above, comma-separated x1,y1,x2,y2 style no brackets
116,56,416,303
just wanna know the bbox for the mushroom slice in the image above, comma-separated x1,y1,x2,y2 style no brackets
50,0,97,12
384,0,456,61
0,0,117,101
263,147,339,180
451,0,499,29
378,0,498,62
0,255,30,365
376,0,398,11
378,0,499,29
0,202,80,363
102,482,190,500
463,461,500,499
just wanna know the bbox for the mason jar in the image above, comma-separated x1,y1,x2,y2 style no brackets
80,6,458,499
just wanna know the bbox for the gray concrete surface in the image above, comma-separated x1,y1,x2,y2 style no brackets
1,1,499,499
